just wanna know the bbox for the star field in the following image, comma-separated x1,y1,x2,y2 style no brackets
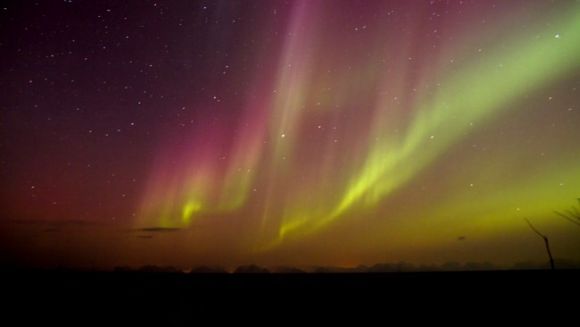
0,0,579,269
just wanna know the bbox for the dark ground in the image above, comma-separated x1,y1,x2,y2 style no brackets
2,269,578,324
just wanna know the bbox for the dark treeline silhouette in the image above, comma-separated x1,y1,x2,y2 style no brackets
104,259,580,275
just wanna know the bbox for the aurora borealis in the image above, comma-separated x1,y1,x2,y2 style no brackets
1,0,579,269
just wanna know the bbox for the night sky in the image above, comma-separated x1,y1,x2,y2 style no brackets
1,0,579,270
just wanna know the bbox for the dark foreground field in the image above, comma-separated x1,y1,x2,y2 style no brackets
2,269,578,324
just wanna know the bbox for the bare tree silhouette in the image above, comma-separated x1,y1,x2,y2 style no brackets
554,198,580,227
524,218,555,270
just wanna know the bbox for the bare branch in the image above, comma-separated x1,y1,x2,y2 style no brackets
554,211,580,227
565,209,579,219
525,218,546,238
524,218,554,270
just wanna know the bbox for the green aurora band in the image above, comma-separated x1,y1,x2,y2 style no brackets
138,1,580,261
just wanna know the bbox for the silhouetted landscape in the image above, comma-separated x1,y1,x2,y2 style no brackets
2,264,578,324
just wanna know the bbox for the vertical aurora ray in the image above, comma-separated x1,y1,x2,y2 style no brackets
255,0,323,236
137,0,580,259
